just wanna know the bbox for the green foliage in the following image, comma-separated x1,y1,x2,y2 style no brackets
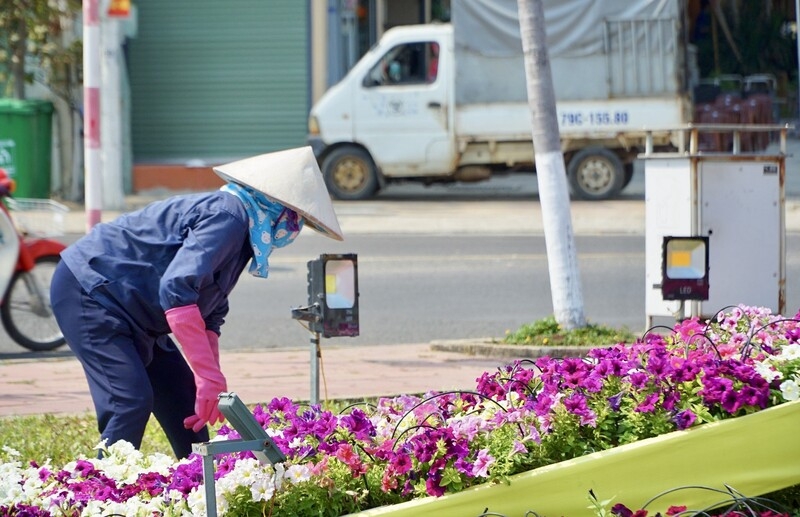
716,1,796,78
503,315,637,347
0,0,81,99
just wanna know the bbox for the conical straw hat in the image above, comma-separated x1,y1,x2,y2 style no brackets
213,147,343,241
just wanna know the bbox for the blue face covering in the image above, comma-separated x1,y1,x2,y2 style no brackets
221,182,303,278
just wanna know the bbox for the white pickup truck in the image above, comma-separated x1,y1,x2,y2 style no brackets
308,0,693,200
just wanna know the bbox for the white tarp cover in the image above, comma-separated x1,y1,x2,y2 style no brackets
453,0,678,57
453,0,683,103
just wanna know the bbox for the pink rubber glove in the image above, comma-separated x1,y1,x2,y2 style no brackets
206,329,221,368
182,330,223,433
165,305,227,432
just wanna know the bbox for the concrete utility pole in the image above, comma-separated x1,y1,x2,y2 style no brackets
516,0,586,329
83,0,103,231
101,15,125,210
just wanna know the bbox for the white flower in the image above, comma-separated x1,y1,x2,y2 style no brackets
227,457,260,487
250,475,276,502
778,343,800,361
780,378,800,401
285,463,312,484
186,487,208,516
1,446,20,457
753,361,782,383
273,462,285,492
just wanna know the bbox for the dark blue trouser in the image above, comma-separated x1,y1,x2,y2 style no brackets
50,261,209,458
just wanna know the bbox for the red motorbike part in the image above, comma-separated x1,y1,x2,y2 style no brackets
16,238,66,272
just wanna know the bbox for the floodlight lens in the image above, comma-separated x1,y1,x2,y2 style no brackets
325,259,355,309
666,239,706,279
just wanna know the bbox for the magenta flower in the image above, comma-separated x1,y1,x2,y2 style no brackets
341,408,376,440
472,449,495,478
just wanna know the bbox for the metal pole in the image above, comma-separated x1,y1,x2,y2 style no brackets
202,455,217,517
310,331,320,405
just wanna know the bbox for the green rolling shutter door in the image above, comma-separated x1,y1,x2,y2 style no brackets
129,1,309,162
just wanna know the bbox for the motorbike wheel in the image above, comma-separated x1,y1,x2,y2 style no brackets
1,255,66,352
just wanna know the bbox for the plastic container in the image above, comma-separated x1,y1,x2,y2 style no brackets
0,99,54,199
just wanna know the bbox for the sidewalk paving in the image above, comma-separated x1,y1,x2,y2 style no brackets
53,196,800,238
0,342,510,417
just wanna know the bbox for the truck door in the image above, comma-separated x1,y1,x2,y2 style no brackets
356,40,454,177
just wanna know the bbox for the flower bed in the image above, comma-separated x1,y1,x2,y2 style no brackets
348,399,800,516
2,305,800,516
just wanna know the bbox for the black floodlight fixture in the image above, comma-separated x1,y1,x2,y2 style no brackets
307,253,359,337
661,236,710,301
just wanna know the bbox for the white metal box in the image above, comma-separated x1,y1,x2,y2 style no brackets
644,156,785,326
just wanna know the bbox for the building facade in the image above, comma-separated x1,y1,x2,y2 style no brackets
127,0,450,192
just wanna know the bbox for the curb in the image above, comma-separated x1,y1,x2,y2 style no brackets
429,339,591,359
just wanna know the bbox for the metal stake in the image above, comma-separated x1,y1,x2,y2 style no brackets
310,331,321,405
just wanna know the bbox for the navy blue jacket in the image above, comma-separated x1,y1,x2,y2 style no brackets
60,191,251,340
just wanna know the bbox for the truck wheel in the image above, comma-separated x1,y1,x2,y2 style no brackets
321,147,379,200
622,162,635,189
567,147,625,200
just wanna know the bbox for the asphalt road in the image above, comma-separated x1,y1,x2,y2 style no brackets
1,140,799,355
2,208,798,356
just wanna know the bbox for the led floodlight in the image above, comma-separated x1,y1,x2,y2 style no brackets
307,253,359,337
661,236,710,301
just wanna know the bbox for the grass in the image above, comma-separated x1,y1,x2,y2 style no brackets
0,413,173,464
503,315,638,347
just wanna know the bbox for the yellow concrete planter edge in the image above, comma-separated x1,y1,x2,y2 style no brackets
349,399,800,517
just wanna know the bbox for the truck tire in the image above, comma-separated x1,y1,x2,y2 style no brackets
623,162,635,189
567,147,625,200
321,147,380,200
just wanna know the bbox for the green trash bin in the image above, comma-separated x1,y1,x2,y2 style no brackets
0,99,54,199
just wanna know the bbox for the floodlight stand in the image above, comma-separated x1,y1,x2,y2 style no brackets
191,392,286,517
290,304,324,405
310,330,321,405
671,300,686,322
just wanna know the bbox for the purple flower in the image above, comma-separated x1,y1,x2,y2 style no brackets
635,392,659,413
389,451,412,475
628,371,650,389
611,503,634,517
673,409,696,430
341,408,376,440
607,391,624,411
668,357,700,382
661,390,679,411
559,357,590,387
720,389,744,414
425,472,446,497
564,393,597,426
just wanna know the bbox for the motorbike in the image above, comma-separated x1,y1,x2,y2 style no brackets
0,168,67,352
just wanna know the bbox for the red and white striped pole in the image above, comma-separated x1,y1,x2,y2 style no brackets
83,0,103,231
